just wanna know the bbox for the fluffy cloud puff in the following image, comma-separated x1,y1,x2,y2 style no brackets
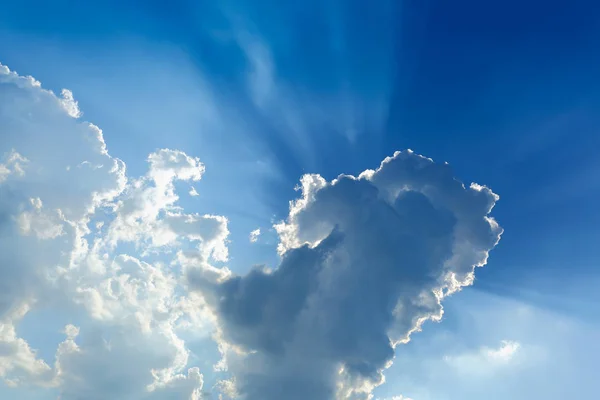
190,151,502,400
0,63,226,399
249,228,261,243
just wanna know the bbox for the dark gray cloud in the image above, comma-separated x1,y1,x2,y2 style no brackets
189,150,502,400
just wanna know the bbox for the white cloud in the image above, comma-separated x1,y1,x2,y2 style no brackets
443,340,521,377
15,197,65,240
59,89,82,119
147,149,205,189
103,148,229,262
0,62,227,399
249,228,261,243
0,304,53,387
53,318,205,400
372,286,600,400
0,60,506,400
0,149,28,183
189,149,502,400
485,340,520,361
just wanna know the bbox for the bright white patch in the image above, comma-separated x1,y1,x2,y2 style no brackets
0,150,28,183
249,228,261,243
189,186,199,197
148,148,204,188
485,340,520,362
0,305,53,387
0,62,223,399
59,89,82,118
443,340,521,377
16,197,65,240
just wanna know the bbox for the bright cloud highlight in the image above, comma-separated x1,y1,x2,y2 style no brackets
249,228,261,243
0,63,221,399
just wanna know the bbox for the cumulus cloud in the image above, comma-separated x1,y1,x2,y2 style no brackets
189,150,502,399
249,228,261,243
0,60,503,400
0,304,53,387
0,149,28,183
104,147,228,261
59,89,82,119
0,62,227,399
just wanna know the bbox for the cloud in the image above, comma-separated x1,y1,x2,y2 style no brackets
0,60,504,400
105,148,228,261
0,149,28,183
0,62,228,399
373,287,600,400
189,150,502,399
249,228,261,243
485,340,520,362
0,304,53,387
53,320,205,400
59,89,82,119
443,340,521,377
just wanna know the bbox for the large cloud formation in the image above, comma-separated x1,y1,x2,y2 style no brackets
0,62,502,400
190,153,502,399
0,63,226,399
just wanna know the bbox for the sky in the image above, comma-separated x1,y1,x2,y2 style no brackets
0,1,599,399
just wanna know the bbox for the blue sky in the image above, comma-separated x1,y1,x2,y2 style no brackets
1,1,599,399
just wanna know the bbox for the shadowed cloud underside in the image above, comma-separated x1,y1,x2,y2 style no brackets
190,151,502,400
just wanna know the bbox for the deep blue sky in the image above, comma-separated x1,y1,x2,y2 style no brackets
1,1,599,398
